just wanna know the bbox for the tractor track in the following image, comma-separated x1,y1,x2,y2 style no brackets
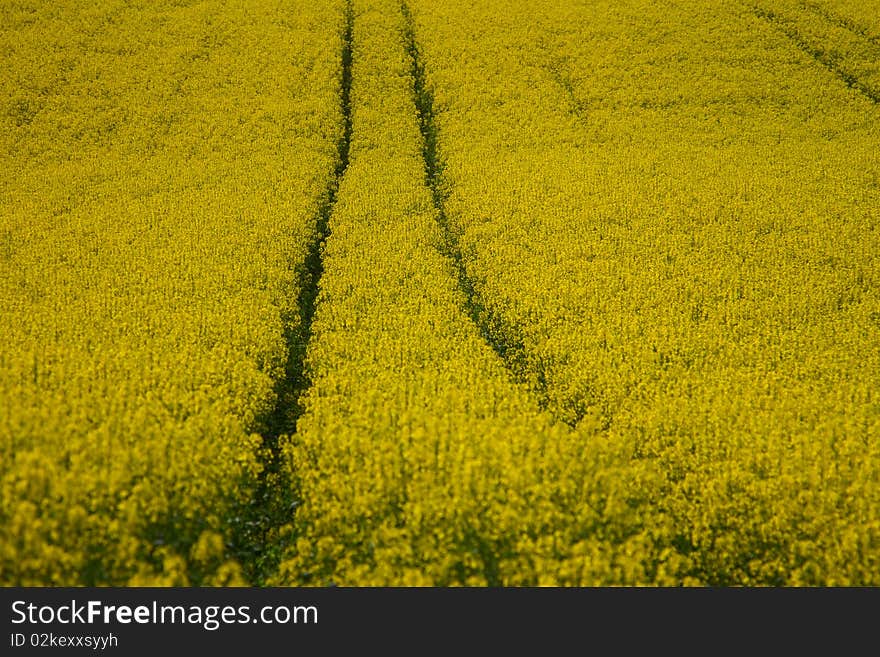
750,2,880,105
230,0,354,585
399,1,583,427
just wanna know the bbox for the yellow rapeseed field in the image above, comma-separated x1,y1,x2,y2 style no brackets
1,0,346,584
1,0,878,585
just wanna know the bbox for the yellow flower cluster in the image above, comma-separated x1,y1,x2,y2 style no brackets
0,0,345,584
406,0,880,583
